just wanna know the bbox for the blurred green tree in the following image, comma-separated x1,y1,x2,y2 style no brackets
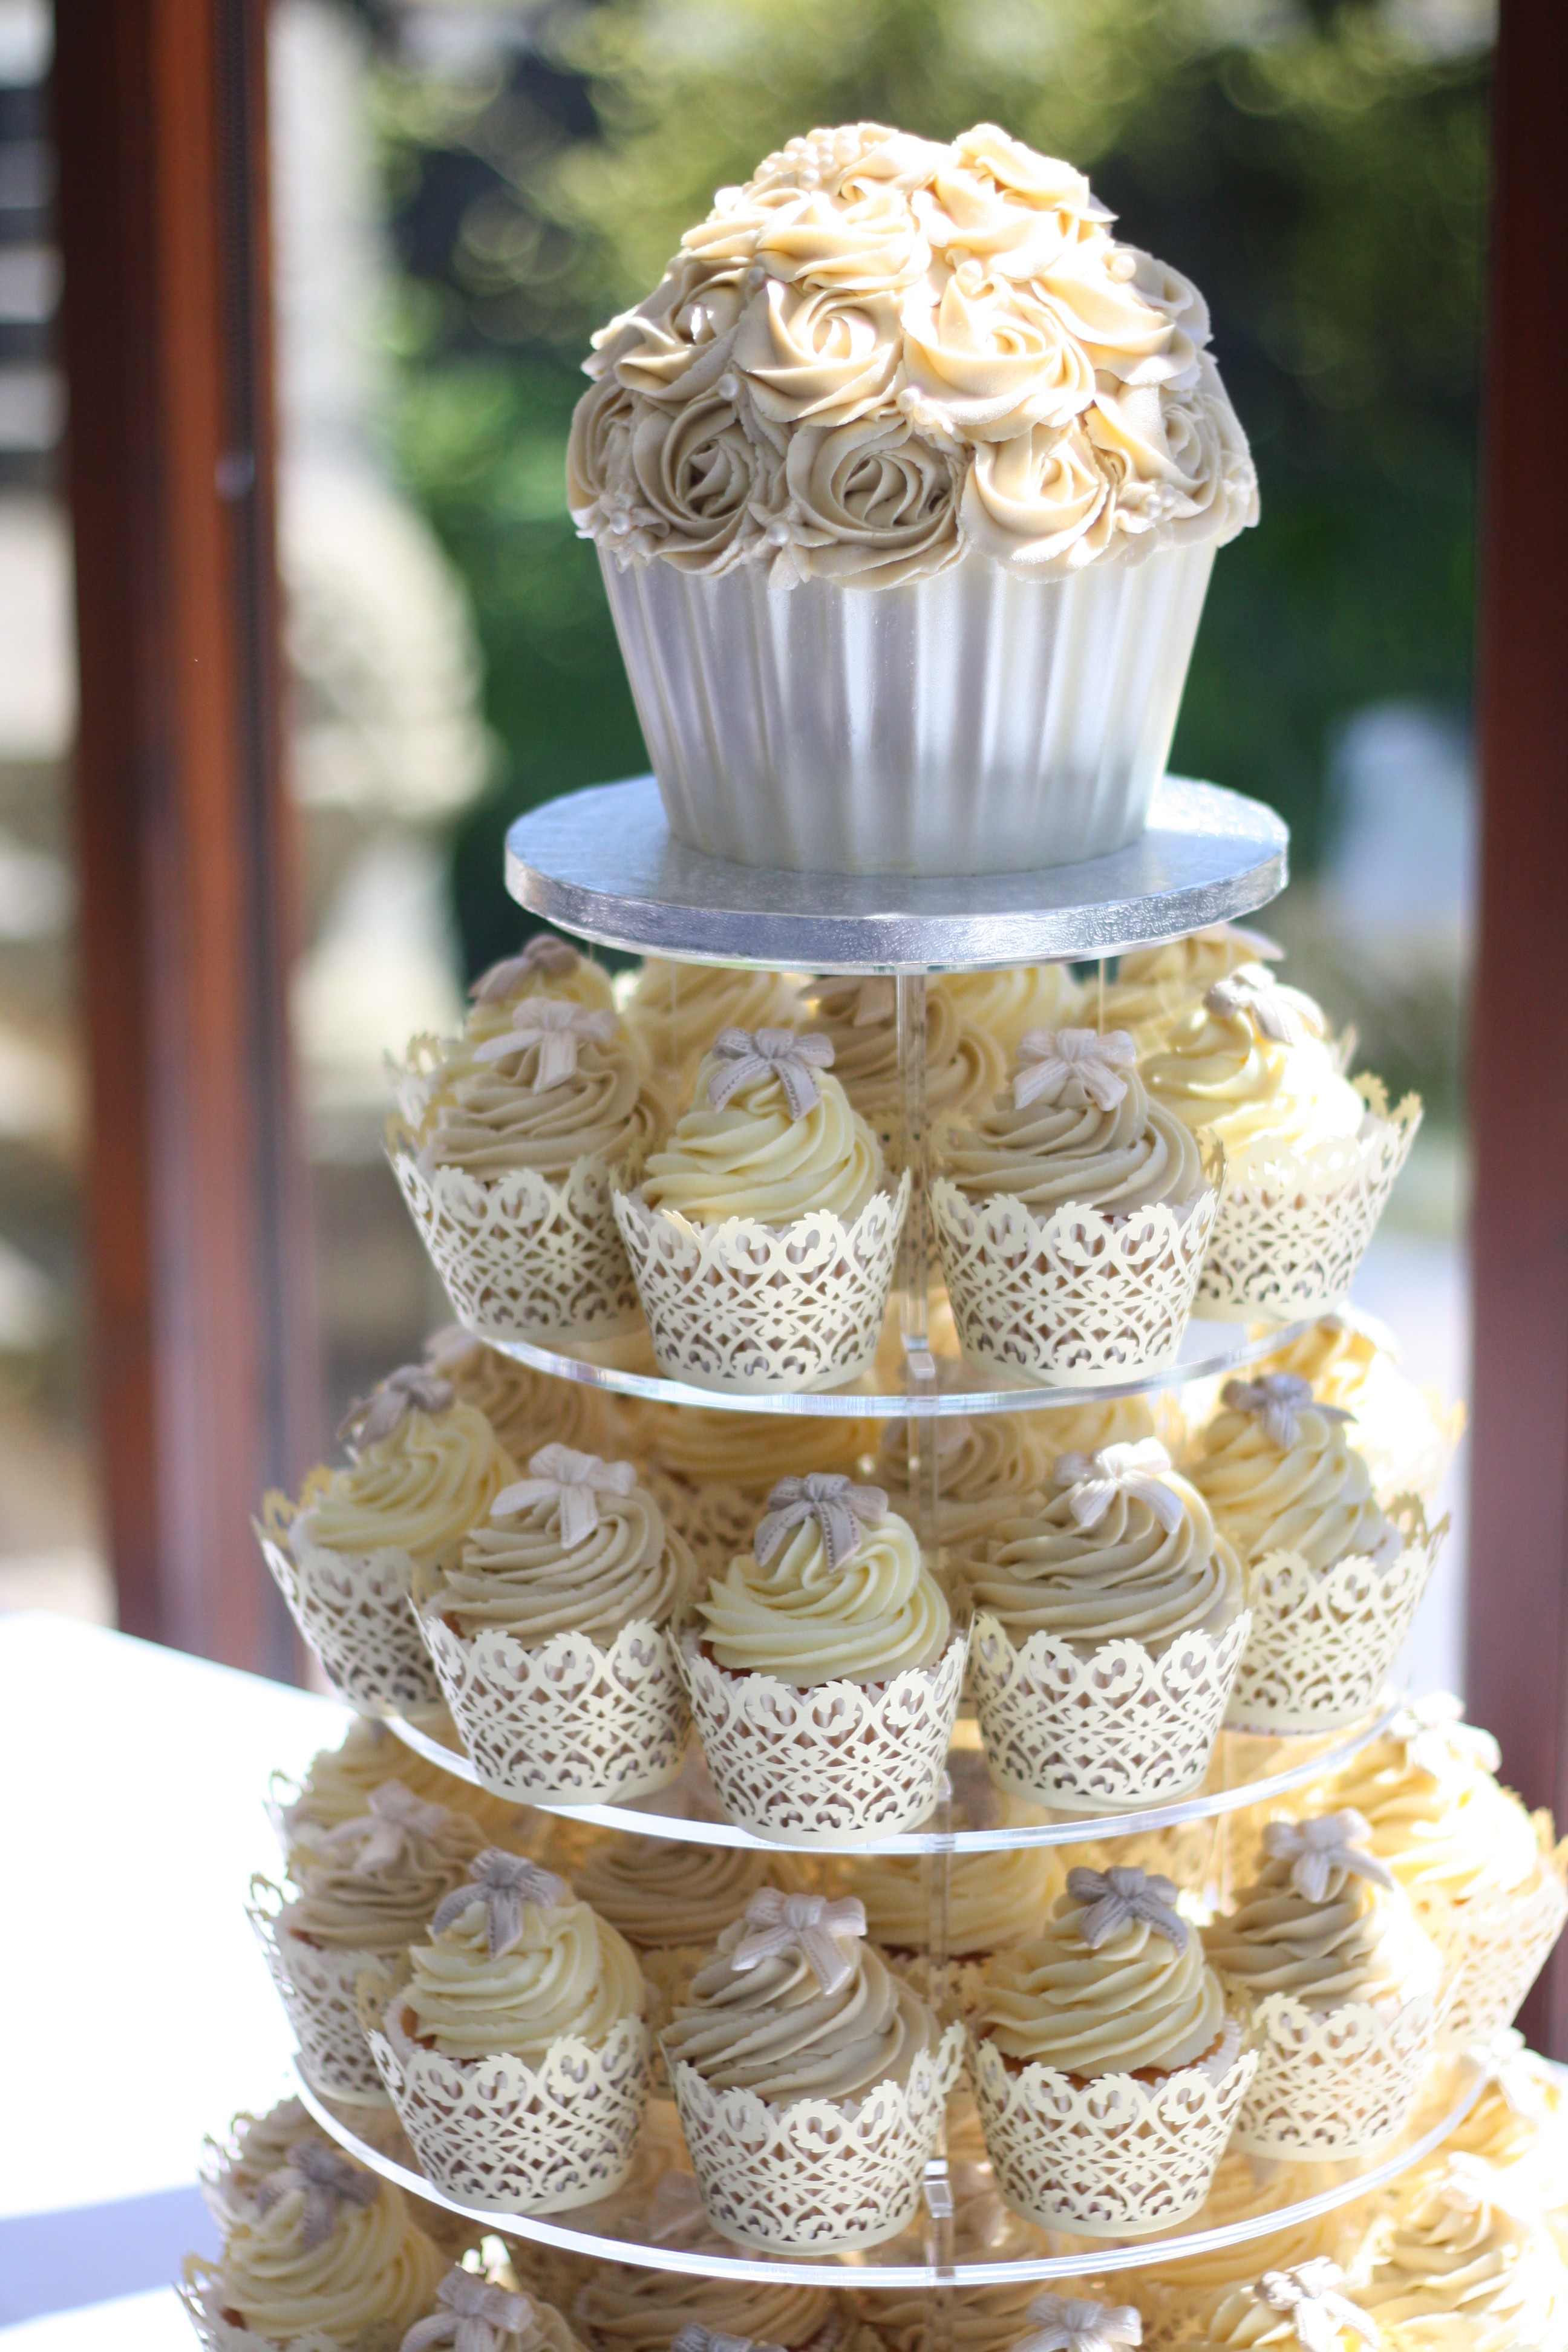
371,0,1489,976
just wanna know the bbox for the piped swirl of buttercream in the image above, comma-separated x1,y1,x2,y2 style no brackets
621,959,801,1092
570,2263,831,2352
433,1455,691,1642
696,1501,949,1684
1205,1834,1437,2013
1321,1704,1541,1913
402,1883,644,2063
931,964,1083,1059
849,1835,1062,1957
1100,924,1282,1055
1142,965,1363,1161
278,1790,485,1954
1187,1386,1395,1574
465,937,616,1044
425,1327,633,1468
1361,2158,1566,2345
575,1838,776,1953
295,1399,514,1575
418,1016,663,1181
186,2162,445,2345
795,975,1005,1143
639,1039,883,1224
940,1044,1205,1216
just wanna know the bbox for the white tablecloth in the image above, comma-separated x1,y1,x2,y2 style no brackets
0,1613,347,2336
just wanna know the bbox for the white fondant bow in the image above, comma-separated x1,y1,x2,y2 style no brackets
1014,2295,1142,2352
671,2330,787,2352
1391,1690,1501,1779
431,1850,566,1957
708,1026,835,1118
1220,1373,1351,1449
1255,2260,1379,2352
255,2138,379,2249
1014,1025,1136,1112
339,1364,454,1449
491,1445,638,1549
469,935,581,1002
403,2270,540,2352
318,1782,451,1873
1205,962,1308,1044
852,976,896,1026
1263,1812,1394,1903
730,1888,867,1996
1053,1440,1184,1537
754,1472,888,1571
472,999,617,1088
1065,1865,1188,1952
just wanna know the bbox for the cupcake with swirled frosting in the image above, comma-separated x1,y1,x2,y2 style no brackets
966,1441,1249,1812
933,964,1085,1061
1100,924,1282,1056
876,1397,1159,1550
463,935,616,1048
616,1027,907,1394
638,1397,867,1572
1361,2155,1568,2348
258,1367,515,1714
1186,2259,1381,2350
372,1851,650,2213
181,2138,446,2352
274,1720,532,1867
792,973,1007,1150
417,1447,694,1806
863,2281,1127,2352
1128,2156,1350,2345
620,958,802,1099
423,1325,642,1475
932,1027,1217,1383
1242,1313,1462,1511
971,1863,1246,2234
661,1884,956,2250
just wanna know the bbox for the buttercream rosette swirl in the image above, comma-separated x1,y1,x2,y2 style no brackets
423,1324,639,1475
1242,1310,1463,1512
1099,921,1281,1055
463,936,616,1047
792,973,1005,1150
1361,2154,1568,2347
619,956,802,1097
273,1718,529,1867
567,2258,834,2352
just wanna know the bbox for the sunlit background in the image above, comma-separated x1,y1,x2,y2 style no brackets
0,0,1487,1685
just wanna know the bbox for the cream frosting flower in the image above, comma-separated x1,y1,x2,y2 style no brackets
900,263,1097,442
731,277,903,426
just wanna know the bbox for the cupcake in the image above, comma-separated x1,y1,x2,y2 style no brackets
1128,2154,1350,2348
1205,1809,1442,2158
1142,964,1420,1318
402,2267,589,2352
423,1325,640,1470
252,1781,486,2100
793,974,1006,1152
844,1821,1063,2017
367,1851,650,2213
1189,1374,1442,1733
681,1471,965,1841
966,1441,1249,1810
257,1368,514,1713
970,1862,1252,2235
620,957,801,1100
1100,924,1282,1056
573,1837,781,2056
200,2100,319,2235
389,1002,666,1348
1243,1313,1463,1513
639,1397,867,1572
661,1884,962,2250
1360,2154,1568,2346
1315,1694,1568,2047
569,2261,834,2352
570,123,1255,878
1182,2260,1380,2350
415,1445,694,1805
877,1397,1160,1552
180,2137,447,2352
932,1028,1218,1383
272,1719,533,1863
933,964,1085,1060
465,936,618,1047
614,1027,908,1393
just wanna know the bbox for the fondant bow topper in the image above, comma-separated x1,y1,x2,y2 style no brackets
1204,962,1311,1045
317,1782,452,1874
1390,1690,1501,1780
1220,1372,1352,1450
469,934,582,1003
852,976,896,1026
670,2330,788,2352
730,1887,868,1996
471,999,617,1088
402,2270,543,2352
431,1851,566,1958
1013,2295,1142,2352
339,1364,454,1450
1065,1864,1187,1953
1053,1440,1184,1537
1263,1812,1394,1904
1254,2259,1379,2352
1014,1026,1136,1112
754,1471,888,1572
255,2138,380,2250
708,1026,835,1119
491,1445,639,1549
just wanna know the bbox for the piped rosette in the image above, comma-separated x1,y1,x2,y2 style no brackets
255,1368,514,1714
969,1863,1254,2237
1142,964,1420,1319
792,972,1005,1153
1204,1809,1443,2159
1360,2154,1568,2347
931,1027,1220,1385
964,1440,1250,1811
678,1472,966,1843
1190,1373,1445,1733
388,998,667,1351
365,1851,651,2215
660,1884,963,2253
619,955,802,1102
612,1028,909,1393
1238,1311,1464,1512
414,1445,694,1806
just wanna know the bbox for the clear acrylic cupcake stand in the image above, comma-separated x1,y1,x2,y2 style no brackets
298,771,1491,2293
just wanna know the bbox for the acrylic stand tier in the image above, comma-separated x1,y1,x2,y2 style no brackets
298,772,1494,2294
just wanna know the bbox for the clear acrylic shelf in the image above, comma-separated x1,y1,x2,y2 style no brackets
505,773,1289,973
294,2050,1486,2290
385,1690,1405,1856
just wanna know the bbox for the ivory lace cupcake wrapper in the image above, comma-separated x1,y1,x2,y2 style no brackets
969,2028,1256,2238
611,1172,910,1395
1194,1084,1422,1321
1434,1850,1568,2048
390,1139,644,1348
247,1892,402,2105
1226,1988,1436,2159
365,1999,650,2216
1224,1510,1443,1734
416,1606,690,1807
968,1608,1252,1813
676,1627,967,1845
256,1509,442,1715
930,1174,1219,1387
664,2024,964,2253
